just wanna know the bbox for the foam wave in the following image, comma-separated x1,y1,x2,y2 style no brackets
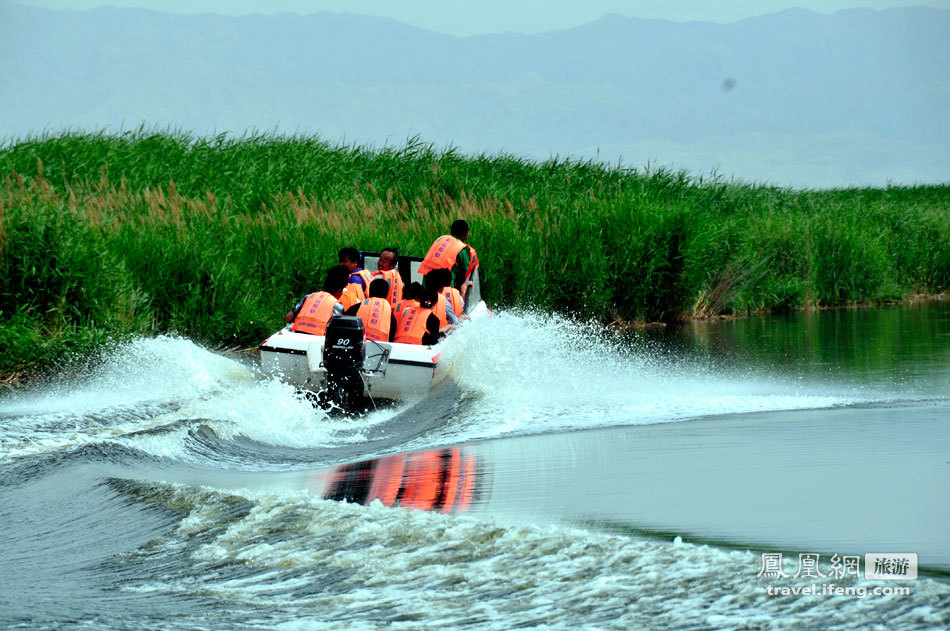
0,335,416,465
433,310,880,443
0,310,930,465
114,481,949,631
0,336,249,461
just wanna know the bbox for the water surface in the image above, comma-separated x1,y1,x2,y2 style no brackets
1,302,948,629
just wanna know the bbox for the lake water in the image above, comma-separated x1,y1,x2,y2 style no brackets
1,301,948,630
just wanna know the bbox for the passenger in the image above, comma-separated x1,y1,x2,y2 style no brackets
338,281,363,312
429,267,467,321
443,281,466,321
285,265,348,336
345,278,397,342
418,219,478,299
424,269,459,331
394,281,422,320
373,247,403,308
394,286,441,346
338,247,374,308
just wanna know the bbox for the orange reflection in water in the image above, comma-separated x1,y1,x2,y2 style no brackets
322,446,481,514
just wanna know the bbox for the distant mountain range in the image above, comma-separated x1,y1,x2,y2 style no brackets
1,3,947,188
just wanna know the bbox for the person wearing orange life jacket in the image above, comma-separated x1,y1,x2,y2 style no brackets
418,219,478,298
443,284,465,320
393,281,421,321
426,266,467,321
423,269,460,332
344,278,397,342
285,265,349,335
338,247,375,310
394,286,441,345
372,247,403,308
338,282,363,312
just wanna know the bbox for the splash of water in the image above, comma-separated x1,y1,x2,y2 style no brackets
0,310,913,464
0,335,420,465
436,310,867,442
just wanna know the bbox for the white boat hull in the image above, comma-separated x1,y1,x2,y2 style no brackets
260,301,487,404
261,251,486,406
260,329,446,402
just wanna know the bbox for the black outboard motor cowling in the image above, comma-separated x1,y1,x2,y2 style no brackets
321,316,365,412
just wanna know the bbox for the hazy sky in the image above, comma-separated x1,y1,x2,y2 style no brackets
12,0,950,35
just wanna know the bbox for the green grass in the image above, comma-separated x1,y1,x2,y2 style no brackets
1,130,948,374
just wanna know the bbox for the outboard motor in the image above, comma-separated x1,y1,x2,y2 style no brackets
321,316,365,413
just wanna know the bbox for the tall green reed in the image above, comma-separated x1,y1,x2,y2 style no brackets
0,131,947,373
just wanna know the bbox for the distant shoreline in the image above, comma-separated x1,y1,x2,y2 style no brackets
612,293,950,329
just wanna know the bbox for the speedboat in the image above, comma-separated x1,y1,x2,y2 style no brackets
259,251,486,412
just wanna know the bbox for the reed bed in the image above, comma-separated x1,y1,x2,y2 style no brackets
1,130,948,373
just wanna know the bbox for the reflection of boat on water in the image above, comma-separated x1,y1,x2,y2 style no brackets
305,403,948,572
317,446,485,514
259,251,486,412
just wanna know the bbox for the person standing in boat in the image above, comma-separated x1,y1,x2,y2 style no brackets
285,265,349,335
394,285,441,345
418,219,478,300
345,278,397,342
338,247,375,310
373,247,403,308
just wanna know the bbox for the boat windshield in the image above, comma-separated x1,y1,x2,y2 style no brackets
361,251,481,313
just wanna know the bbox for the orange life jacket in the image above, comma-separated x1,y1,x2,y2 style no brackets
393,300,414,324
373,268,403,307
356,297,392,342
338,284,364,311
465,245,479,281
339,269,372,310
418,235,468,277
290,291,338,336
433,292,450,328
394,304,434,345
442,287,464,317
350,268,374,290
